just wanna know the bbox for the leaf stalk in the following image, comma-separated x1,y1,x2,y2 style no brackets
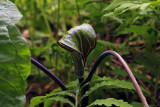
31,57,67,91
75,0,81,23
82,50,149,107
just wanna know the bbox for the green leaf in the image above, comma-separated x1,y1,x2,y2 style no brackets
66,79,79,89
9,0,15,3
87,98,133,107
46,96,75,107
140,3,150,10
150,1,160,6
134,49,160,76
114,3,136,15
102,12,123,23
97,40,127,50
58,23,96,63
131,101,143,107
103,0,151,16
58,23,96,78
46,91,76,99
111,68,151,83
71,51,85,78
131,101,157,107
0,0,30,107
81,77,147,99
103,0,131,11
121,25,150,35
30,91,75,107
0,0,22,26
43,80,78,107
49,80,78,94
30,96,46,107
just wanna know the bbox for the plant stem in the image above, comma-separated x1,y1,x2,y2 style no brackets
40,1,53,41
31,57,67,91
81,84,89,107
78,77,84,84
154,70,160,103
37,67,45,94
19,0,34,47
82,50,149,107
54,0,60,76
57,0,60,40
55,51,59,74
29,28,34,47
75,0,81,24
75,86,79,107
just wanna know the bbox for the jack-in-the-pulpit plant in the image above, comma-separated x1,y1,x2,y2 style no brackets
58,23,96,82
30,24,149,107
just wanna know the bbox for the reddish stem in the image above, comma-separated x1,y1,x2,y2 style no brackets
83,50,149,107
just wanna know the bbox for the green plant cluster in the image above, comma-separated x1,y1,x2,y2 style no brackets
30,76,148,107
0,0,160,107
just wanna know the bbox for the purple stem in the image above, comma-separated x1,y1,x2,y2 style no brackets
31,57,67,91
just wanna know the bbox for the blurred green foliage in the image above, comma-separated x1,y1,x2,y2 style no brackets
13,0,160,106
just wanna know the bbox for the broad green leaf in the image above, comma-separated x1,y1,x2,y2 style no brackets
0,0,22,26
0,0,30,106
58,23,96,78
58,23,96,63
87,98,133,107
71,51,85,78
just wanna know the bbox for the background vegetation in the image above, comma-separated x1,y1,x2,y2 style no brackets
7,0,160,106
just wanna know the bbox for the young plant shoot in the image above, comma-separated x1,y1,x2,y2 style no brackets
31,24,149,107
58,23,96,82
57,23,149,107
2,0,159,107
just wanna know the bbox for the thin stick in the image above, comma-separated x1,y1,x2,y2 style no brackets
83,50,149,107
31,57,67,91
57,0,60,40
75,0,81,23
